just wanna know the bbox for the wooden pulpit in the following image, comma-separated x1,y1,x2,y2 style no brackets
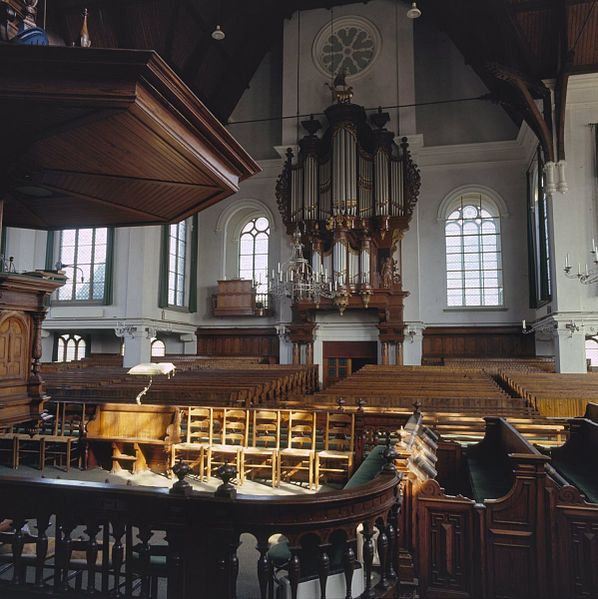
0,272,65,426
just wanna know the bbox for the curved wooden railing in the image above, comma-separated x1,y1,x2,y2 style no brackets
0,468,401,599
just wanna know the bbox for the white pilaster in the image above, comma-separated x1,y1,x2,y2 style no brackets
403,322,424,365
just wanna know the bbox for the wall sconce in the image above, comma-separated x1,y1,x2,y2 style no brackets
564,320,580,337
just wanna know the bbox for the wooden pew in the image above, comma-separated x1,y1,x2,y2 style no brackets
550,417,598,504
84,404,181,474
416,417,552,599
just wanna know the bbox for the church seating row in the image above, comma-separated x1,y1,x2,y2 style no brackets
499,371,598,417
442,357,555,373
42,363,319,407
0,461,402,599
413,416,598,599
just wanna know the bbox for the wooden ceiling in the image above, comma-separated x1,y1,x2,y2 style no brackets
41,0,598,126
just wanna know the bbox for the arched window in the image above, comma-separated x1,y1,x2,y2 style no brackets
585,338,598,369
151,339,166,357
445,192,503,307
55,334,87,362
239,217,270,306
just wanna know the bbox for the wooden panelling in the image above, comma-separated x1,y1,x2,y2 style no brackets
322,341,378,359
423,326,535,362
196,327,279,362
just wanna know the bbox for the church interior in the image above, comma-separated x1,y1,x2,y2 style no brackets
1,0,598,597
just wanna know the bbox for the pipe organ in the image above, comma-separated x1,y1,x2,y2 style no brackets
275,81,421,365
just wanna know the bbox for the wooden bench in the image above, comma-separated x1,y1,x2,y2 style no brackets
85,404,181,474
550,418,598,503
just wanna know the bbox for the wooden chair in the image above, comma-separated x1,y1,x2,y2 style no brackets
0,428,17,469
243,410,280,486
206,409,249,483
315,411,355,485
278,411,316,489
170,407,215,480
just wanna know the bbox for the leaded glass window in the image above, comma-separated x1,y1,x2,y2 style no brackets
239,217,270,306
56,334,86,362
445,195,503,307
168,221,187,307
56,228,108,302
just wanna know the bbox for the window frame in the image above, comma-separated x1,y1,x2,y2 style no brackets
238,216,270,305
443,192,505,309
159,214,198,312
53,333,89,362
527,147,552,308
47,227,114,306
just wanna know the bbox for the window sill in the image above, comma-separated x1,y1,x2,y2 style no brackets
443,306,508,312
50,301,107,307
163,305,190,314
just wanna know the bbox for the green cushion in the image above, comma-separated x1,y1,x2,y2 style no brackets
466,454,513,502
551,457,598,504
268,540,291,566
343,445,386,490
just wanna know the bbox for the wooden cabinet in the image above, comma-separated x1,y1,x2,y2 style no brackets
212,279,269,317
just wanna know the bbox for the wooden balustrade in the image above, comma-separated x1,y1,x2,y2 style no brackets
0,466,402,599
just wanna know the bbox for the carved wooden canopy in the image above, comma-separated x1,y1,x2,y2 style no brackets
0,45,261,230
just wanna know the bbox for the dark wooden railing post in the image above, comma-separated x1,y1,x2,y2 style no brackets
84,519,100,594
137,525,153,599
289,547,301,599
165,524,186,599
35,514,50,589
317,544,331,599
10,517,25,586
111,521,126,598
376,521,390,590
361,521,375,599
342,540,356,599
256,535,274,599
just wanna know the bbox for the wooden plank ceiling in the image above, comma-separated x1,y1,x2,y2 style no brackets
45,0,598,126
0,46,260,229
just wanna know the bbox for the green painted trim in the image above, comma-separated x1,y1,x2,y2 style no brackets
526,167,538,309
189,214,198,313
0,226,6,257
45,230,55,270
103,228,115,305
158,224,169,309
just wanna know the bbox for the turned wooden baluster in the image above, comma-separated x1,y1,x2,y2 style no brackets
386,518,397,581
111,521,126,597
56,519,76,592
342,541,356,599
375,521,390,590
165,526,185,599
85,520,100,594
35,514,51,588
137,525,153,599
226,539,240,599
256,535,274,599
288,547,301,599
388,489,402,584
10,517,26,585
317,545,330,599
361,522,376,599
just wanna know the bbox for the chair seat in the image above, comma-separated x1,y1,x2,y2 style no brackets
317,450,352,459
210,445,241,453
280,448,313,457
174,442,207,451
244,446,277,455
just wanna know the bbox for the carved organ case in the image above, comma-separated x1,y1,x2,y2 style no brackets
276,91,421,363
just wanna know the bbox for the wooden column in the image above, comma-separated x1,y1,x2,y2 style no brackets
292,343,301,365
306,343,314,366
395,342,403,366
381,342,389,365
